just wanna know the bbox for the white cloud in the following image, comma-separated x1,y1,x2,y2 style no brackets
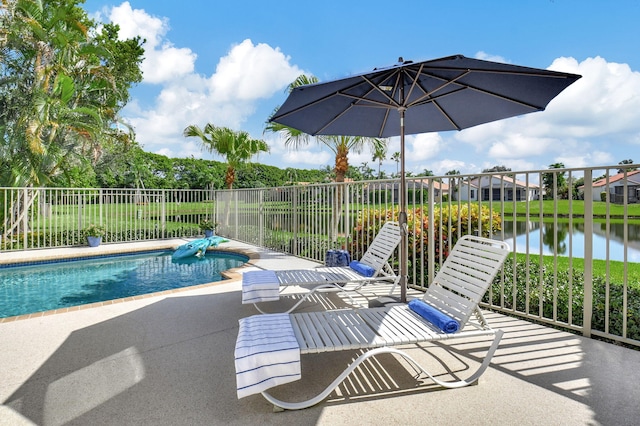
475,51,509,64
546,56,640,138
103,4,304,158
108,2,196,84
427,159,469,176
282,149,332,167
406,133,444,161
94,4,640,175
450,56,640,171
210,40,300,101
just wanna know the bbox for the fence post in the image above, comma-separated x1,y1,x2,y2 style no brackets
22,189,28,249
427,179,435,287
583,169,593,337
259,189,264,249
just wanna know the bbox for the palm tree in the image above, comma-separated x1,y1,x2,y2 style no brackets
264,74,387,242
391,152,400,177
372,144,387,179
184,123,269,189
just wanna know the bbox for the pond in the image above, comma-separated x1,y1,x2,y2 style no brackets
501,221,640,263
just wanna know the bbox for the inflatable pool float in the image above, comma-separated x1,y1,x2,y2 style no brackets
172,236,229,260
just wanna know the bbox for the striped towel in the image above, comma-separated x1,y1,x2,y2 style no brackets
241,270,281,304
234,313,301,398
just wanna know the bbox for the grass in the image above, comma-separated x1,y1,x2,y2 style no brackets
515,252,640,289
35,201,212,232
499,199,640,219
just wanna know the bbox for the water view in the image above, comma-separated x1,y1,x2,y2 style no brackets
502,221,640,263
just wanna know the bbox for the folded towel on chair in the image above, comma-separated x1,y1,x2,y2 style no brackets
242,270,280,304
408,299,460,333
235,313,301,398
349,260,376,277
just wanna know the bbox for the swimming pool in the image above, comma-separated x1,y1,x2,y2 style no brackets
0,250,248,318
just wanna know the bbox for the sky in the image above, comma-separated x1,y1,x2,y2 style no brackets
83,0,640,177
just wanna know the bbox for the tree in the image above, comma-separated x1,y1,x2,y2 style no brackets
542,162,567,199
359,162,374,180
417,169,434,177
618,159,637,173
0,0,144,238
372,144,387,178
445,170,462,201
183,123,269,189
391,152,400,177
482,165,511,173
0,0,144,187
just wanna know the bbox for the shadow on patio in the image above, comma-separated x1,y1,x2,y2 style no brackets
1,280,639,425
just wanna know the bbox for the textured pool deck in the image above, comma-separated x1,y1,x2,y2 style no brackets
1,239,639,425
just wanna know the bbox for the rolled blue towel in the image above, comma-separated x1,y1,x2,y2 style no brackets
408,299,460,333
349,260,376,277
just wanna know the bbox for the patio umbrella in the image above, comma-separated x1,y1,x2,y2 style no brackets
269,54,581,302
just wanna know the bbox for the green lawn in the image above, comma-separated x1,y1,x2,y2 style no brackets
515,252,640,289
499,200,640,219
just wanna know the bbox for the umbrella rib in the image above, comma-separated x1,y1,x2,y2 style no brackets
360,74,402,108
270,77,379,124
313,78,397,134
408,69,546,111
406,71,470,108
402,64,426,108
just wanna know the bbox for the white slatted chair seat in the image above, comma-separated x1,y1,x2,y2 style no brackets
235,235,510,410
244,221,402,313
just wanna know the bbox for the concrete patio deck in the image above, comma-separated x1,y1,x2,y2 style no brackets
1,239,639,425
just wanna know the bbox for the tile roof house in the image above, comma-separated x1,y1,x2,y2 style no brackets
580,170,640,203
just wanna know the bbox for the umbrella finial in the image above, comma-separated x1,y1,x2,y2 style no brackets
398,57,404,63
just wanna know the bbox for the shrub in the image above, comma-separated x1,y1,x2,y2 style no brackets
489,256,640,341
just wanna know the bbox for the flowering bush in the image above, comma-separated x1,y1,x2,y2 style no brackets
348,205,502,281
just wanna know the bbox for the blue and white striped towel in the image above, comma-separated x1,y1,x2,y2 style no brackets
241,270,281,304
234,313,301,398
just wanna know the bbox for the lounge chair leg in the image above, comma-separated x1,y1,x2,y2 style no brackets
261,333,503,411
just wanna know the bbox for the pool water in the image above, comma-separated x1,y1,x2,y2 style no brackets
0,250,248,318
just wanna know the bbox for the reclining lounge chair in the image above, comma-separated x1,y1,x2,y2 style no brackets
234,235,510,410
241,221,402,314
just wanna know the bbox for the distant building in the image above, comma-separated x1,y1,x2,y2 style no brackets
462,175,540,201
579,170,640,203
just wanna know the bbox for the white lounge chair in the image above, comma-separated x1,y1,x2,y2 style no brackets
234,235,510,410
241,221,402,313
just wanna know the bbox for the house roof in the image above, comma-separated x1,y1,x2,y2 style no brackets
589,170,640,188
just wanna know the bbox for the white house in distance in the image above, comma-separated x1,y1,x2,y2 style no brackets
580,170,640,203
457,175,540,202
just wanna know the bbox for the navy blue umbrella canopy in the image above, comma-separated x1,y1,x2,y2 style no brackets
270,54,581,137
270,54,581,302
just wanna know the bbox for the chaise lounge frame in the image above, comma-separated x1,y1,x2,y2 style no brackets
248,221,402,314
253,235,510,410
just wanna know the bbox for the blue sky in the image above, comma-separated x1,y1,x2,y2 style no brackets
84,0,640,177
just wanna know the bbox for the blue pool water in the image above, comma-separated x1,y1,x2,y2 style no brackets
0,250,248,318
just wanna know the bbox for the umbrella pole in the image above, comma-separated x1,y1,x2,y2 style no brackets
399,108,408,303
